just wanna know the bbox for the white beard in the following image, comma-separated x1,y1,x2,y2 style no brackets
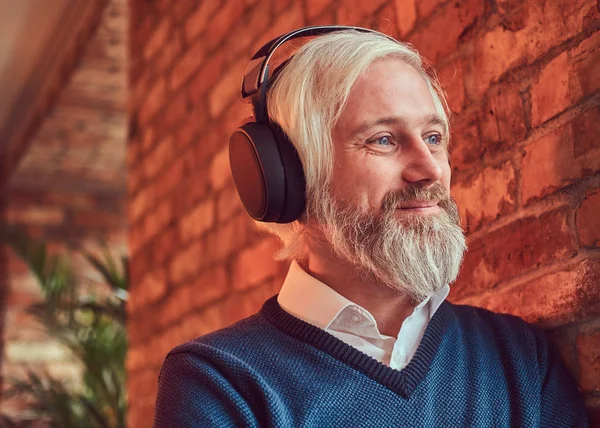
308,183,467,302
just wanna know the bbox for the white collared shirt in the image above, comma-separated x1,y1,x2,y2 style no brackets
277,261,449,370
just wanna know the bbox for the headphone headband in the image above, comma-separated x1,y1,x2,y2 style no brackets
241,26,398,121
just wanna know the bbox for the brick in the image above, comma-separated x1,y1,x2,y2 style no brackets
169,41,205,92
496,0,529,32
451,161,516,232
452,208,576,299
151,224,181,266
208,58,248,118
576,331,600,392
224,1,271,63
409,0,484,63
180,198,215,242
129,186,154,224
5,207,64,226
159,284,193,326
172,0,199,22
306,0,334,20
144,198,172,241
185,0,222,42
125,343,147,373
448,119,482,173
209,147,233,191
467,258,600,329
394,0,417,36
156,0,176,14
576,189,600,248
336,0,388,25
204,214,248,264
128,369,159,407
155,155,186,200
164,90,192,130
127,396,156,428
174,111,203,152
190,266,229,308
144,19,172,61
371,2,398,37
129,269,167,314
141,127,156,155
416,0,446,18
221,101,254,137
471,0,599,97
131,70,152,111
479,83,526,153
217,185,243,223
143,135,174,180
129,222,146,257
203,0,246,51
189,51,227,104
221,283,279,326
438,59,465,113
531,31,600,126
129,249,153,286
138,78,166,125
233,238,281,290
73,211,119,229
171,167,211,214
252,2,304,50
169,241,204,284
521,107,600,204
154,28,183,75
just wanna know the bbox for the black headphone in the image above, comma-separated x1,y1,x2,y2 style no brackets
228,26,399,224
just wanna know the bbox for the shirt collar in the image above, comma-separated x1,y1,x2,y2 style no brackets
277,260,449,330
278,260,354,329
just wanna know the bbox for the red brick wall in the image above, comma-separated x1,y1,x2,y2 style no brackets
1,0,127,421
127,0,600,425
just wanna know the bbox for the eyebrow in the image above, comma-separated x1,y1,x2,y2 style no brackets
350,113,448,137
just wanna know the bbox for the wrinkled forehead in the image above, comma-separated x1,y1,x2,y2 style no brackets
335,57,447,134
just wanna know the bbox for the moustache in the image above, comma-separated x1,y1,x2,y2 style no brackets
380,183,459,221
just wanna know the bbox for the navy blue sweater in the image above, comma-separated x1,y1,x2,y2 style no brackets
154,296,588,427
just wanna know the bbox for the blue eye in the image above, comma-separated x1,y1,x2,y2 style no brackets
425,134,442,145
374,136,391,146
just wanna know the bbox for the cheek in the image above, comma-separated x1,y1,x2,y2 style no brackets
330,155,393,209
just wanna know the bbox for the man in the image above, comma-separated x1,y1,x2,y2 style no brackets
154,27,588,427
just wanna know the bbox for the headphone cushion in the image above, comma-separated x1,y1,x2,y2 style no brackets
271,124,306,223
229,122,286,222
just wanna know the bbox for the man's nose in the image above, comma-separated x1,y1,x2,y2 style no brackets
400,138,443,186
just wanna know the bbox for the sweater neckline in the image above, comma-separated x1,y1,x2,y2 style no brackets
260,295,452,398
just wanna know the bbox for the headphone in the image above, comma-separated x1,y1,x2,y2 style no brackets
228,26,399,224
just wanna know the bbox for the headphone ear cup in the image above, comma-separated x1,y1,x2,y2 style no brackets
229,122,285,222
271,125,306,223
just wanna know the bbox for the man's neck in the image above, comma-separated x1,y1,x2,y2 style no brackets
303,241,416,338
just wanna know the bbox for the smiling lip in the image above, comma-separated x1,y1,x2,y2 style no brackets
397,200,441,213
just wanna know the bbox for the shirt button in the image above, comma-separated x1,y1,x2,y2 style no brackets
350,313,361,323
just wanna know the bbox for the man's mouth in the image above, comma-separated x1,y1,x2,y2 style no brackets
397,200,441,213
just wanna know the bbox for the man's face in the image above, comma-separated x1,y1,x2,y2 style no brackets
330,56,451,215
307,57,466,301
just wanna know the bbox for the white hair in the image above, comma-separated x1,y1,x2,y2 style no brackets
258,29,451,261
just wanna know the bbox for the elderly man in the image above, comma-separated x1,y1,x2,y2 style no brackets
154,27,587,427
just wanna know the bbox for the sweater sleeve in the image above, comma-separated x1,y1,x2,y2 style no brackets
538,333,589,428
153,351,259,428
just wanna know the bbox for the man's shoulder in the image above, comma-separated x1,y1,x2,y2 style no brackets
166,311,276,360
445,301,550,357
